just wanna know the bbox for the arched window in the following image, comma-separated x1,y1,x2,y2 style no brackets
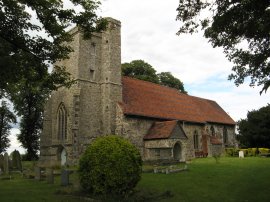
223,127,228,144
57,103,67,140
210,126,215,136
193,130,199,150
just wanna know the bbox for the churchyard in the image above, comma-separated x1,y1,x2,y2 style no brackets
0,156,270,202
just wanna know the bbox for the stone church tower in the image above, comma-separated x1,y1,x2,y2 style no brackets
39,18,122,166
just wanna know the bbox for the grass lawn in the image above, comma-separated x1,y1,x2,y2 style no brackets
0,157,270,201
138,157,270,202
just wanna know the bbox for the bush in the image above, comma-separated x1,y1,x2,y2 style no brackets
78,135,142,197
225,148,239,157
258,148,270,154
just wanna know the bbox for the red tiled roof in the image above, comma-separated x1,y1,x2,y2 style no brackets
144,120,177,140
122,76,235,125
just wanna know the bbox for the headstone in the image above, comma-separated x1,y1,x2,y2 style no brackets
3,152,9,174
239,150,244,158
153,167,158,173
11,150,22,171
0,154,4,171
61,169,69,186
15,150,22,171
165,168,169,174
35,167,41,180
46,168,54,184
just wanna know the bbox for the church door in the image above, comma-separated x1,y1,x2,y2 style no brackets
173,143,181,161
202,135,208,156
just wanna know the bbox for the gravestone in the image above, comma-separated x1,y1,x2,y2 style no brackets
239,151,244,158
14,150,22,171
46,168,54,184
3,152,9,174
61,169,69,186
35,167,41,180
11,150,22,171
0,154,4,171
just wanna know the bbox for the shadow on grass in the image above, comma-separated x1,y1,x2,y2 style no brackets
55,187,174,202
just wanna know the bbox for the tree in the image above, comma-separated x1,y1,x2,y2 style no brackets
158,72,187,93
122,60,187,93
0,0,106,92
0,101,16,154
237,104,270,148
9,72,49,160
176,0,270,93
122,60,160,84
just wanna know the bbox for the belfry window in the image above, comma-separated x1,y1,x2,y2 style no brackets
57,103,67,140
193,130,199,150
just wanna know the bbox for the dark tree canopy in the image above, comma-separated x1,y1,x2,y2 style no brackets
158,72,187,94
122,60,187,93
176,0,270,93
8,68,51,160
0,101,16,154
122,60,160,84
0,0,105,93
237,104,270,148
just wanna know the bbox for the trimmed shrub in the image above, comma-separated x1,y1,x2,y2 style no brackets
225,148,239,157
258,148,270,154
78,135,142,197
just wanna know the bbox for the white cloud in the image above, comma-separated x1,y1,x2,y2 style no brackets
7,128,26,155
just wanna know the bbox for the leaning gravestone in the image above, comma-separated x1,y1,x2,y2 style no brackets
3,152,9,174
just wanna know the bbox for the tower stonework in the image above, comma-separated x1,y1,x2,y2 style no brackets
39,18,122,166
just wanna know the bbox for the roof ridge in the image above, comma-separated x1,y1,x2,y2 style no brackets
189,95,217,103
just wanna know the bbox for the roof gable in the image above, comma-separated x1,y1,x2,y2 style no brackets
122,76,235,125
171,123,188,139
144,120,187,140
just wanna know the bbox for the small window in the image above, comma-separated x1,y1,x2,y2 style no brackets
57,103,67,140
210,126,215,136
155,149,160,157
90,69,95,80
91,43,96,56
223,127,228,144
193,130,199,150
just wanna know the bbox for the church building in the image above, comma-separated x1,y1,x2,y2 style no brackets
39,18,236,167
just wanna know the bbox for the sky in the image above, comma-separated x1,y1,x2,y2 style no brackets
7,0,269,154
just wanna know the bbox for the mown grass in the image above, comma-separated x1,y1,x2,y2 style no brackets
0,157,270,202
137,157,270,202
